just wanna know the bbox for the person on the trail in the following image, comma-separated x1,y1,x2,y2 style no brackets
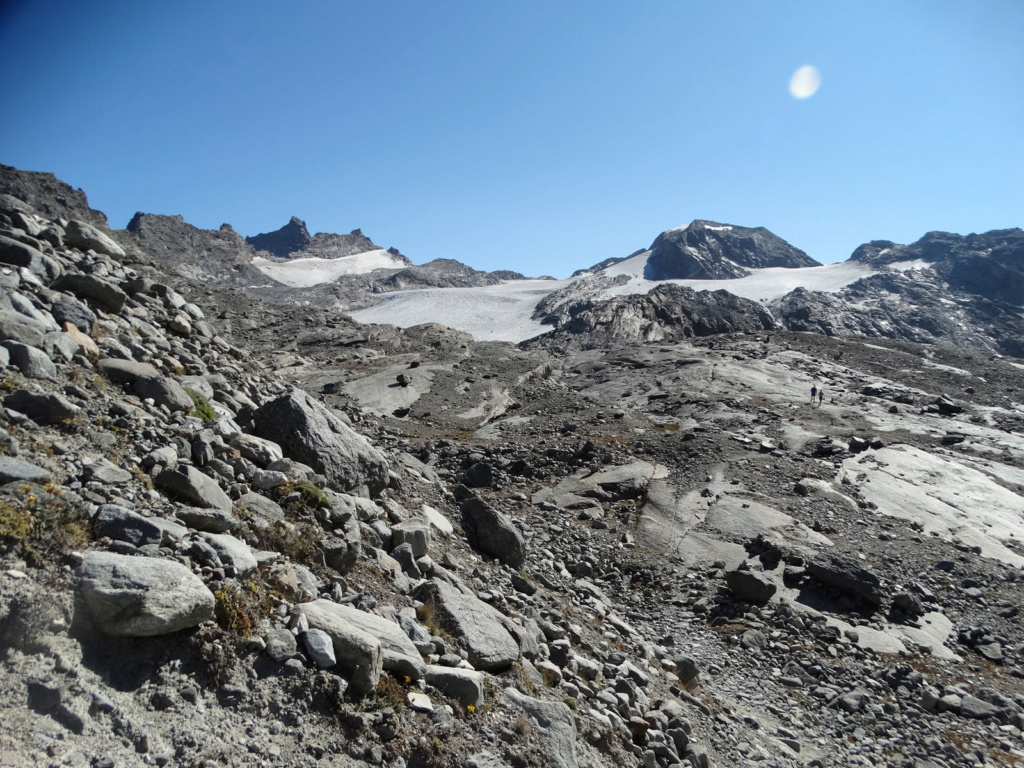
818,388,825,406
810,385,817,403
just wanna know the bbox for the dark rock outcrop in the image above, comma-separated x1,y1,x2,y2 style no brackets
643,220,819,280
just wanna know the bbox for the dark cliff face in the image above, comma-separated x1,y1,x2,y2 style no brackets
125,212,268,285
849,228,1024,307
245,216,311,258
0,164,108,227
643,220,819,280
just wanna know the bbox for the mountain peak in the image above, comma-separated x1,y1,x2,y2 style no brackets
643,220,819,280
246,216,311,258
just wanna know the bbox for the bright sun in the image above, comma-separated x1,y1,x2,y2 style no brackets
789,65,822,99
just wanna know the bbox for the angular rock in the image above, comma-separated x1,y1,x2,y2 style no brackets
0,457,51,484
302,628,337,669
457,486,526,569
50,273,128,313
414,578,519,671
0,234,61,281
82,458,132,485
504,688,579,768
807,552,883,604
97,358,161,383
230,433,284,467
423,665,484,708
93,505,185,547
297,600,424,678
63,219,125,258
391,517,431,558
297,600,383,694
252,389,390,495
198,532,258,577
725,568,777,604
235,491,285,527
173,505,236,533
4,390,79,424
154,465,233,512
133,374,194,412
0,309,46,347
76,552,214,636
2,341,56,379
264,628,297,662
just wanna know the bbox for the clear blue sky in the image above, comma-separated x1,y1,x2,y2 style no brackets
2,1,1021,277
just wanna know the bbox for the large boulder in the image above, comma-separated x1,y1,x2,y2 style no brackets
725,568,777,604
0,235,61,282
50,273,128,313
423,665,484,708
297,600,383,694
252,389,389,495
504,688,579,768
456,486,526,569
133,375,194,412
807,552,884,605
413,578,519,671
63,219,125,258
154,465,233,513
297,600,424,679
76,552,214,636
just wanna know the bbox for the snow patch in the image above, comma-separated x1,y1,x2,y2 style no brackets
252,249,408,287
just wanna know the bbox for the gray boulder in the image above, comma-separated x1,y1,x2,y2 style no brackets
154,465,233,513
173,505,237,533
76,552,214,636
504,688,579,768
414,578,519,671
97,358,161,383
93,505,186,547
391,517,431,558
0,309,46,347
198,532,257,577
252,389,389,495
0,457,51,484
297,600,383,694
725,568,777,604
230,433,284,467
807,552,884,604
424,665,484,708
2,341,56,380
456,486,526,569
50,273,128,313
133,375,194,412
298,600,425,679
63,220,125,258
4,390,79,424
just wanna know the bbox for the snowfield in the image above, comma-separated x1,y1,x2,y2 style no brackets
252,249,407,287
348,279,569,342
353,256,878,342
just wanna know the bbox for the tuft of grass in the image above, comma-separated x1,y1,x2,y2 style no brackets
252,520,321,572
184,388,216,423
375,673,407,708
0,483,89,566
213,578,273,637
563,696,578,711
293,479,330,510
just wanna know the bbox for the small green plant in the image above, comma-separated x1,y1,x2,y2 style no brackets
375,673,407,708
293,479,330,510
213,579,273,637
563,696,578,711
184,388,216,423
0,483,89,566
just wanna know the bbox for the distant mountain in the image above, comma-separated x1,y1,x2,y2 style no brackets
850,229,1024,306
642,220,819,280
246,217,412,266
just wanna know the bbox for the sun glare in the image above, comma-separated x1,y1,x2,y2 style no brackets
789,65,821,99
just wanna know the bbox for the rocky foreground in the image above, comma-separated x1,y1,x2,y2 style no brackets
1,172,1024,768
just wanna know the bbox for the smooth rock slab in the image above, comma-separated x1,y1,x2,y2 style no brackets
414,578,519,671
2,341,56,380
76,552,214,636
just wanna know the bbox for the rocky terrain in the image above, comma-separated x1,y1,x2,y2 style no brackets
1,165,1024,768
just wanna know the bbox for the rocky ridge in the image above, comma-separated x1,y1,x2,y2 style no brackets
0,166,1024,768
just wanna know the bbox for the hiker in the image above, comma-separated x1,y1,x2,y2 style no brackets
818,388,825,406
810,384,817,403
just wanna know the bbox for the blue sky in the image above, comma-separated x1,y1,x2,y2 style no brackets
2,1,1021,277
